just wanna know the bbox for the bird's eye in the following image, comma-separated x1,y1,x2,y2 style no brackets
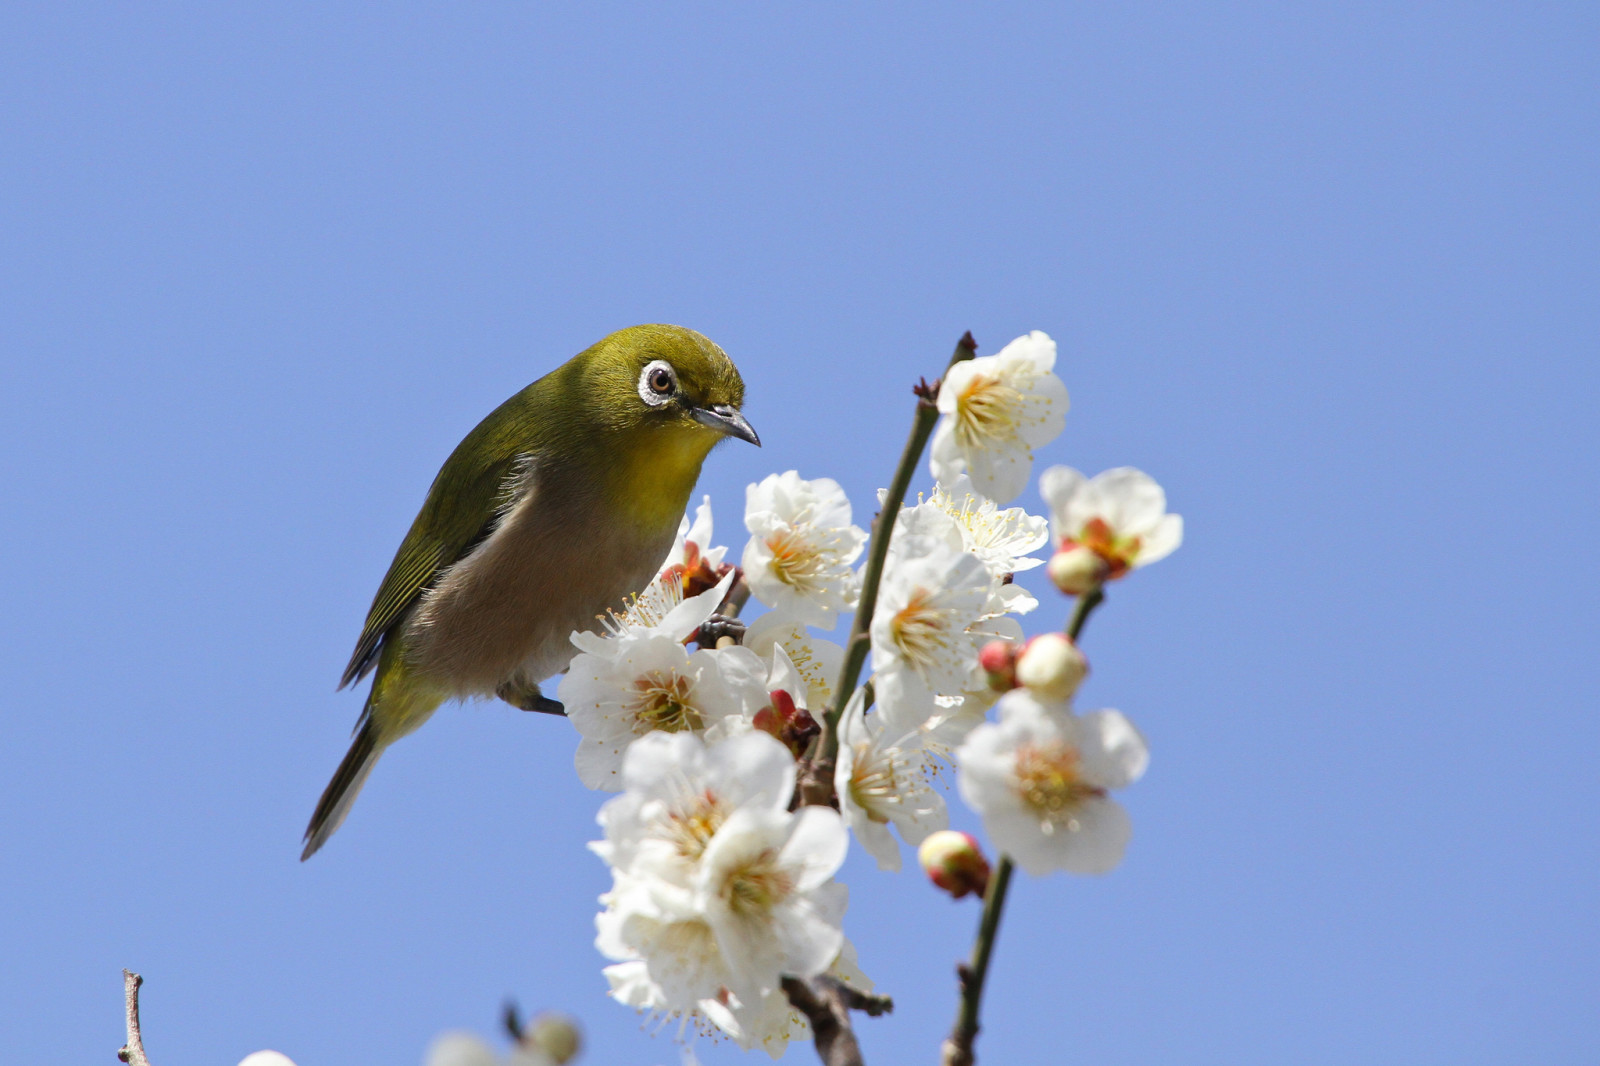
637,360,678,406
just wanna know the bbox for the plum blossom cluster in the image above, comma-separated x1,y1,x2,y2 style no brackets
592,731,858,1055
554,330,1182,1057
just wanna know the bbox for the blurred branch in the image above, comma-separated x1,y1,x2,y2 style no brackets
799,332,978,807
942,584,1106,1066
783,975,894,1066
118,970,153,1066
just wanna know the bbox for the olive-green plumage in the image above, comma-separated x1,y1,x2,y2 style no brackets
302,324,757,859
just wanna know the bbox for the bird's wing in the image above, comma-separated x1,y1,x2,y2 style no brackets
339,453,528,688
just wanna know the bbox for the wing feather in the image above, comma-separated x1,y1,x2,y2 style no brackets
338,453,528,688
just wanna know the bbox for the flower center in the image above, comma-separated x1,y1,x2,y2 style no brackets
627,670,704,733
889,587,958,668
1013,741,1104,829
766,527,829,590
953,372,1024,447
722,849,795,915
1072,516,1141,577
659,788,726,863
849,743,918,824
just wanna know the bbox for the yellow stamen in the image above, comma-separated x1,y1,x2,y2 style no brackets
628,671,703,733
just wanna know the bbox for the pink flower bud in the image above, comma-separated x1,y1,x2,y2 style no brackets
1047,544,1110,595
918,830,991,899
977,639,1019,692
1015,632,1088,702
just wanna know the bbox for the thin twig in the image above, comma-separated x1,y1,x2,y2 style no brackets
118,970,153,1066
783,975,894,1066
799,333,978,806
941,584,1107,1066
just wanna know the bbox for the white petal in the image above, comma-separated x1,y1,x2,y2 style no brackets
1135,513,1183,567
780,806,850,892
1091,467,1168,532
1075,709,1149,790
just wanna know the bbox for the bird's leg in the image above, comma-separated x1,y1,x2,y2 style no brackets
695,614,747,648
496,680,566,716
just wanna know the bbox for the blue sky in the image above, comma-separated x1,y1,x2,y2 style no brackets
2,4,1596,1064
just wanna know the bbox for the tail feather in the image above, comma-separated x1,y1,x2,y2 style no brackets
302,720,383,861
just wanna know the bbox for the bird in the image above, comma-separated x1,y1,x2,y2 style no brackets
301,324,758,860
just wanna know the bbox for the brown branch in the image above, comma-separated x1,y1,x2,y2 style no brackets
118,970,153,1066
783,975,894,1066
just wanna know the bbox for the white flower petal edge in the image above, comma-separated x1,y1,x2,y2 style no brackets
931,331,1069,504
661,494,729,572
956,690,1147,877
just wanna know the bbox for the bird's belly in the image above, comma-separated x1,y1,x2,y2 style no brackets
401,494,672,697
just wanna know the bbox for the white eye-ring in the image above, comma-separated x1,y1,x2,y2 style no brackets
638,360,677,406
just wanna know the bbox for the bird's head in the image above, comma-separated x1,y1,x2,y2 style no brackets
585,324,759,448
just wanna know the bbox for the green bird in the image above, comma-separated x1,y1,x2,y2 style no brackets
302,324,758,860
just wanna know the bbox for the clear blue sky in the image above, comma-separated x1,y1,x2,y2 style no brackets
2,5,1595,1064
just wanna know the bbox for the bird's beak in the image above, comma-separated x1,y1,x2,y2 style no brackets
691,403,761,447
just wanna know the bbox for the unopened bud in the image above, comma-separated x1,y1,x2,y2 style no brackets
518,1012,582,1065
1047,544,1110,595
753,689,819,758
918,830,991,899
977,639,1020,692
1015,632,1088,702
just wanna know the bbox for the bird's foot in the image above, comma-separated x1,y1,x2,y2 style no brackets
695,614,747,648
496,681,566,716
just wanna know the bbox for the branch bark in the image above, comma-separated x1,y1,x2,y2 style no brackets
783,975,894,1066
118,969,153,1066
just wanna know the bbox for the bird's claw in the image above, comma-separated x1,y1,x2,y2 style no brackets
695,614,747,647
496,681,566,716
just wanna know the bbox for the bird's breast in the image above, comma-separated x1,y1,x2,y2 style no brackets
402,479,675,696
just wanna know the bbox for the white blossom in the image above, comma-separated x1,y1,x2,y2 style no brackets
928,475,1049,579
562,631,769,791
237,1055,297,1066
835,689,948,870
930,331,1069,504
868,533,994,729
594,732,850,1033
591,731,796,877
744,611,846,712
1038,466,1183,577
743,472,866,629
956,691,1148,876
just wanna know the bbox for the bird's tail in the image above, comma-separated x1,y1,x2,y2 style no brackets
301,719,383,861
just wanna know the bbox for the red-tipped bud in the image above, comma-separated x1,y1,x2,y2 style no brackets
1015,632,1088,702
918,830,991,899
978,639,1020,692
1047,544,1111,595
755,689,819,759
